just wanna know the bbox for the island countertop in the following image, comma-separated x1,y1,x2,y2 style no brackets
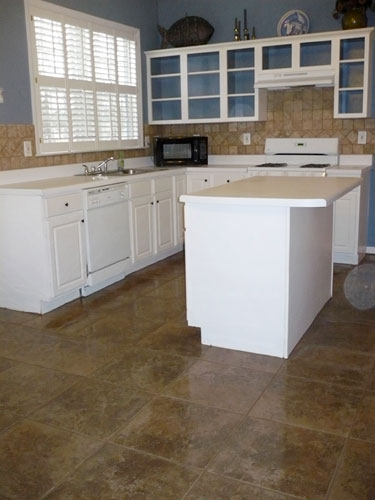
180,175,362,208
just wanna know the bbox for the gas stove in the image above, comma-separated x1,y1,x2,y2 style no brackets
255,138,339,170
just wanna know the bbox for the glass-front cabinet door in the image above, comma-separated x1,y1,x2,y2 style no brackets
187,51,220,120
227,48,255,118
335,36,369,117
148,55,181,122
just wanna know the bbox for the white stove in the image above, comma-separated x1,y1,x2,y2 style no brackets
256,138,339,173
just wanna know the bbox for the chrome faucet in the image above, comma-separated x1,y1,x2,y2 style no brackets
82,157,114,175
96,157,114,174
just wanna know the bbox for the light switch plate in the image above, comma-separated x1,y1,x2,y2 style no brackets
241,133,251,145
23,141,32,157
358,131,367,144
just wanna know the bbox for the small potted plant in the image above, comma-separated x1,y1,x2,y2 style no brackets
332,0,375,29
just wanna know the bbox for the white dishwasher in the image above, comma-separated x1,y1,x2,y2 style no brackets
81,183,131,296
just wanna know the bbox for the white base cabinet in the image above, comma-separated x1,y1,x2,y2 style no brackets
129,176,178,268
47,212,87,295
0,193,87,314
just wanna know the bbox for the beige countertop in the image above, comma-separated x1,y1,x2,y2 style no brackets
180,176,362,208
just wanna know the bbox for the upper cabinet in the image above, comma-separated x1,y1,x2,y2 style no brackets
335,34,371,117
146,27,374,123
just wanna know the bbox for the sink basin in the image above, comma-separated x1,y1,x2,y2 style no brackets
75,167,170,178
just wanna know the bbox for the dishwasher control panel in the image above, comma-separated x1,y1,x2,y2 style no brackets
84,183,129,209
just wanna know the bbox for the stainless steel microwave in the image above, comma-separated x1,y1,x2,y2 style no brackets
153,136,208,166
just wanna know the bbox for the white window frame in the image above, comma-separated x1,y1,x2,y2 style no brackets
24,0,143,155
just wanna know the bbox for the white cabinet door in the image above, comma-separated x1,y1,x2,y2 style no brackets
131,194,154,263
48,211,87,295
212,172,247,186
175,175,187,244
333,188,358,256
155,190,174,253
186,173,212,193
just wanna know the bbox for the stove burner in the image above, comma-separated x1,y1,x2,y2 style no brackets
299,163,330,169
256,163,287,168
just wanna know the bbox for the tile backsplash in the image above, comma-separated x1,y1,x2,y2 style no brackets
1,87,374,172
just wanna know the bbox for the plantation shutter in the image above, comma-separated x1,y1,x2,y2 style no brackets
28,1,142,154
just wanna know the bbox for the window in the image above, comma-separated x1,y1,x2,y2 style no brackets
26,0,143,154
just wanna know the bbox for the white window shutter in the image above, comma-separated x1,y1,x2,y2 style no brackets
28,2,142,153
97,92,119,141
33,16,65,77
93,31,116,84
65,24,92,81
70,89,95,142
39,86,69,143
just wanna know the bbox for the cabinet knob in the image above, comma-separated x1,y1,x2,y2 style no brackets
204,179,208,182
156,200,159,203
151,201,154,205
81,219,84,223
226,180,230,183
65,202,69,206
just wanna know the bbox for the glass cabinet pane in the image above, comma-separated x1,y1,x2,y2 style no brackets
151,76,180,99
228,95,254,117
339,62,364,88
188,73,219,96
339,90,363,114
152,100,181,120
263,45,291,69
189,98,220,118
151,56,180,75
227,48,254,69
228,70,254,94
300,41,331,66
340,38,365,60
188,52,219,72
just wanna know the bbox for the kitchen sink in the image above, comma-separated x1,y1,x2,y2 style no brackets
76,167,169,178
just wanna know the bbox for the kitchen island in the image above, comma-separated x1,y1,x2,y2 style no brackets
180,176,361,358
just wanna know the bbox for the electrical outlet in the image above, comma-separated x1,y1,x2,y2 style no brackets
358,131,367,144
23,141,32,157
144,135,150,148
241,133,251,145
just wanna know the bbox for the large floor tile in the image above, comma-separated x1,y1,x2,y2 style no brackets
202,346,284,373
301,320,375,354
163,360,273,413
92,346,194,392
250,374,362,436
26,303,104,333
137,321,207,358
350,391,375,442
32,377,151,439
0,419,101,499
282,344,374,388
0,309,35,325
184,472,302,500
112,396,242,468
209,417,344,500
328,439,375,500
44,442,199,500
0,359,78,416
367,366,375,391
0,411,20,434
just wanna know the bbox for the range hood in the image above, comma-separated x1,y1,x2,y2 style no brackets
254,68,335,90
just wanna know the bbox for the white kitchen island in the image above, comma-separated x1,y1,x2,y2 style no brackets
180,176,361,358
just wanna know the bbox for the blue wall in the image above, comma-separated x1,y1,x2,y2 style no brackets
0,0,159,124
157,0,375,45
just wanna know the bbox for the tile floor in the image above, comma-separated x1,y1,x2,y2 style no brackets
0,252,374,499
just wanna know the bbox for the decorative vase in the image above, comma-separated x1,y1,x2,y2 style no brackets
342,8,368,29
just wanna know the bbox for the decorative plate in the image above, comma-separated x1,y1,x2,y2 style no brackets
277,10,309,37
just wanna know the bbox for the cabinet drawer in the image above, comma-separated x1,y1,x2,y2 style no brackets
129,180,152,198
45,193,82,217
155,176,173,193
